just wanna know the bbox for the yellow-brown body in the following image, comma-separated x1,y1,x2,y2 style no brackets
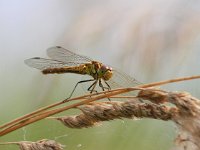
42,61,113,81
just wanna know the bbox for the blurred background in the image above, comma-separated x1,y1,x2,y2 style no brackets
0,0,200,150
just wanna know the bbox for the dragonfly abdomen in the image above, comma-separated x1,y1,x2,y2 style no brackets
42,66,87,75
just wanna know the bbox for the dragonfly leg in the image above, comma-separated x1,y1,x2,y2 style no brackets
67,79,95,100
104,81,111,90
99,80,110,90
87,80,98,93
99,80,111,101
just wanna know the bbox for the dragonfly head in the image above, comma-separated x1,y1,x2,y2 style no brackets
99,65,113,81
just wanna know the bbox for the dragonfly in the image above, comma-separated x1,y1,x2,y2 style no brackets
24,46,140,99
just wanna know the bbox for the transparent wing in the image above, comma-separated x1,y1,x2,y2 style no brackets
24,57,83,70
47,46,92,64
106,68,142,97
107,69,141,89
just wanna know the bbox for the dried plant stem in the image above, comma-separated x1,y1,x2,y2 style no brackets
53,100,177,128
0,142,19,145
0,89,116,130
138,75,200,88
0,75,200,137
0,87,140,136
54,89,200,150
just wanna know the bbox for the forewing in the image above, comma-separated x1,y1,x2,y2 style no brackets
24,57,72,70
107,69,141,88
106,68,141,97
47,46,92,64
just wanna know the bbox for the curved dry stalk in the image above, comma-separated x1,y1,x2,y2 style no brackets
0,75,200,137
1,86,200,150
139,75,200,88
0,87,140,136
53,100,177,128
1,75,199,131
135,90,200,150
51,90,200,150
0,87,136,131
0,91,101,129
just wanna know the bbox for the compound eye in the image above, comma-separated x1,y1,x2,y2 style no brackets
101,65,108,72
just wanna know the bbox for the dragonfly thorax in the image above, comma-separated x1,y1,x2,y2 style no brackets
87,61,113,81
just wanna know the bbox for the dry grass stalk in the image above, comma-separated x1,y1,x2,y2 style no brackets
54,99,177,128
136,90,200,150
1,75,199,136
52,89,200,150
1,75,200,150
0,76,200,136
0,87,140,136
167,92,200,150
0,139,64,150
